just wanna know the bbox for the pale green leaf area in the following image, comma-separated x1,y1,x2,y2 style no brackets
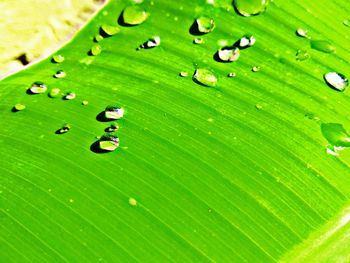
1,0,350,262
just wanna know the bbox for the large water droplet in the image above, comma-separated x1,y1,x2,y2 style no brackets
122,6,149,25
321,123,350,147
28,82,47,94
324,72,348,92
105,106,125,120
233,0,269,17
193,16,215,34
310,40,336,53
217,47,240,62
100,24,120,36
99,133,120,151
193,69,218,87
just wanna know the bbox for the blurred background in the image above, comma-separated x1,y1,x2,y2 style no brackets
0,0,105,78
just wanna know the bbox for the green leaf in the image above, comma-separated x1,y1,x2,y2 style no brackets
1,0,350,262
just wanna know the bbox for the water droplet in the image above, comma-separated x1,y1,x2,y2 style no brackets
193,37,204,44
52,54,64,63
343,20,350,27
233,0,269,17
193,68,218,87
179,71,189,77
137,36,160,49
236,35,256,48
305,112,320,122
82,100,89,106
90,44,102,56
252,66,261,72
100,24,120,36
13,103,25,112
227,72,236,77
105,106,125,120
28,82,47,94
194,16,215,34
128,197,137,206
57,123,70,134
54,70,66,79
94,34,104,42
99,133,119,151
49,88,61,98
122,5,149,25
106,123,119,132
296,28,309,38
310,40,336,53
64,92,76,100
321,123,350,148
217,47,240,62
296,49,310,61
324,72,348,92
255,103,263,110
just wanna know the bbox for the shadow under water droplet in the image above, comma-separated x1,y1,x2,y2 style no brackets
117,11,135,27
96,111,110,122
189,21,205,36
26,89,35,95
90,140,110,154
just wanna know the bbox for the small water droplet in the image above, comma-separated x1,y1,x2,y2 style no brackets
99,133,119,151
100,24,120,36
233,0,269,17
54,70,66,79
193,68,218,87
296,28,309,38
343,20,350,27
217,47,240,62
321,123,350,147
94,34,104,42
49,88,61,98
90,44,102,56
296,49,310,61
28,82,47,94
52,54,64,63
236,35,256,48
193,37,205,44
255,103,263,110
105,106,125,120
137,36,160,49
57,123,70,134
82,100,89,105
106,123,119,132
122,5,149,25
305,112,320,122
13,103,25,112
252,66,261,72
194,16,215,34
128,197,137,206
64,92,76,100
179,71,189,77
227,72,236,77
324,72,348,92
310,40,336,53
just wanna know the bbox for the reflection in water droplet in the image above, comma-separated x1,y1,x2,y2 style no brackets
296,28,309,38
195,16,215,34
217,47,240,62
233,0,269,16
310,40,336,53
54,70,66,79
90,44,102,56
179,71,189,77
321,123,350,147
64,92,76,100
52,54,64,63
57,123,70,134
122,5,149,25
99,133,119,151
237,35,256,48
193,38,204,44
29,82,47,94
13,103,25,111
193,68,218,87
105,106,125,120
296,49,310,61
49,88,61,98
100,24,120,36
324,72,348,92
